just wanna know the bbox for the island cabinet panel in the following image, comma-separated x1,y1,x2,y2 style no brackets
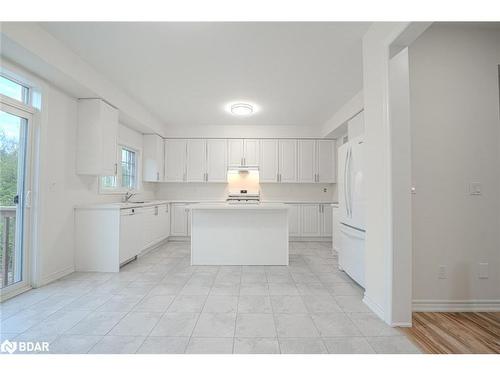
260,139,279,182
321,204,333,236
186,139,207,182
206,139,227,182
164,139,187,182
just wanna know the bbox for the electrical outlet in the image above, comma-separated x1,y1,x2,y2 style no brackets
479,263,489,279
323,187,328,193
438,265,447,279
469,182,482,195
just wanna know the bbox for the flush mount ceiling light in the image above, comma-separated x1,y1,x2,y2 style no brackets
225,102,258,116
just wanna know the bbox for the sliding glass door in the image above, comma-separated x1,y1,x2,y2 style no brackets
0,102,31,297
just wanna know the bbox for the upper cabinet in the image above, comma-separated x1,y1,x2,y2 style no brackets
76,99,118,176
186,139,207,182
317,140,336,183
143,134,164,182
164,138,227,183
278,139,297,183
162,137,335,184
206,139,227,182
260,139,279,182
227,139,260,166
297,139,336,183
164,139,187,182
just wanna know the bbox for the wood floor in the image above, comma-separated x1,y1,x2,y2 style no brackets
401,312,500,354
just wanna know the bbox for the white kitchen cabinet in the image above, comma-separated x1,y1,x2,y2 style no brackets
165,139,187,182
332,205,341,251
278,139,297,183
171,203,189,236
300,204,322,237
227,139,260,166
298,140,317,183
243,139,260,166
143,134,164,182
287,204,300,236
321,204,333,236
260,139,279,182
76,99,118,176
227,139,244,166
76,203,170,272
206,139,227,182
186,139,207,182
317,139,336,183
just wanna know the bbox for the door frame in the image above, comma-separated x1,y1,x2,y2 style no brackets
0,95,35,301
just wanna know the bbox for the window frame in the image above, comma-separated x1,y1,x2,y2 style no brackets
0,74,31,106
99,144,141,195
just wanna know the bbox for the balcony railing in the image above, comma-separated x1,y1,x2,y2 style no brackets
0,206,16,288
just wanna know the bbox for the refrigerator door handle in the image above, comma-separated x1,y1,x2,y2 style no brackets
343,146,349,218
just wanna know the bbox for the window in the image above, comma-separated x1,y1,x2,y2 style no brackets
0,75,29,104
100,146,139,193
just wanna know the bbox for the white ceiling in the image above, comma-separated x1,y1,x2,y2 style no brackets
39,22,370,129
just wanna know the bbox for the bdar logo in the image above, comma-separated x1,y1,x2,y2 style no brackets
1,340,17,354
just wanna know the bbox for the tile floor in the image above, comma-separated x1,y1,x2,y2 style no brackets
0,241,421,354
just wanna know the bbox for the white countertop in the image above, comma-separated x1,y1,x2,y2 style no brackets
76,200,337,210
189,203,288,210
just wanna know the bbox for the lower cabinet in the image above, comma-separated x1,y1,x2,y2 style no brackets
287,203,332,239
332,205,341,251
170,203,191,236
75,203,171,273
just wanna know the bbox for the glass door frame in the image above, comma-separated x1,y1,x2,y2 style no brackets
0,96,34,301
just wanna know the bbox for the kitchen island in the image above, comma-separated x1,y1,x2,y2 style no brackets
189,203,289,265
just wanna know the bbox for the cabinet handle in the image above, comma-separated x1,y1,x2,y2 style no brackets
157,172,160,181
241,157,244,166
206,172,208,182
114,163,118,175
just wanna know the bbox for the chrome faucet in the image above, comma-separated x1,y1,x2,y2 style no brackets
123,191,137,203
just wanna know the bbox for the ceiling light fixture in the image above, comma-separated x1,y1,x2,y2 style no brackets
230,103,254,116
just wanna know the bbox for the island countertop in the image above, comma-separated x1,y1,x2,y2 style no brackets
188,203,288,210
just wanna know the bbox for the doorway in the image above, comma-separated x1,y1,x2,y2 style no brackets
0,100,33,300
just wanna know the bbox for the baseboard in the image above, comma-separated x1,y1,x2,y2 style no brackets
138,237,170,257
413,299,500,312
168,236,190,242
362,293,386,320
36,265,75,288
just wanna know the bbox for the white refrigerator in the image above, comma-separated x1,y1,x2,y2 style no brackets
337,135,365,287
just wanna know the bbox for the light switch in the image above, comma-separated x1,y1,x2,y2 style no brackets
438,265,447,279
469,182,482,195
479,263,489,279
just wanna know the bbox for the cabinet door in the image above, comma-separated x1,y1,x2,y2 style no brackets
119,211,136,264
287,204,300,237
165,139,187,182
243,139,260,166
279,140,297,183
170,203,188,236
101,102,119,176
227,139,244,166
298,139,316,183
317,140,336,183
300,204,321,237
260,139,279,182
186,139,207,182
321,204,333,236
143,134,164,182
206,139,227,182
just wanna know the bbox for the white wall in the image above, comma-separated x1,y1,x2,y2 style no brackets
156,183,337,203
361,22,411,324
409,24,500,309
1,61,156,286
